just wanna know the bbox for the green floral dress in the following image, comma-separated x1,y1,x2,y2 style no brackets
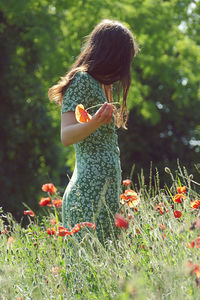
62,71,121,243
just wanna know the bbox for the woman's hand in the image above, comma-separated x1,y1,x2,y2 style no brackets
92,102,113,125
61,102,113,146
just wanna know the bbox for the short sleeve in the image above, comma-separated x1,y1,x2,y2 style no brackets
62,72,90,113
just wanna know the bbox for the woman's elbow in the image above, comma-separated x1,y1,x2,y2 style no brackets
61,134,72,147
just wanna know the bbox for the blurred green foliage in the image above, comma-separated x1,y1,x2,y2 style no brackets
0,0,200,221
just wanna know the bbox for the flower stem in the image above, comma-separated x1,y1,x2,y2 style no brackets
86,102,120,111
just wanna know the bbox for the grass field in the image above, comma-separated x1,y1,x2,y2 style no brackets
0,166,200,300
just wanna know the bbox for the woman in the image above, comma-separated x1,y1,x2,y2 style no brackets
48,19,139,243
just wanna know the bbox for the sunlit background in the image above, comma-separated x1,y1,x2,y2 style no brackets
0,0,200,222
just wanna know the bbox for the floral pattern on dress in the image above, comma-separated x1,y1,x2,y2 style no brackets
62,71,122,243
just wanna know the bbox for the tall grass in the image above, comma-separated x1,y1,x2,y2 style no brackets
0,165,200,299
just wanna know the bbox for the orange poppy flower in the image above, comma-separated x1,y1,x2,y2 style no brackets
42,183,57,195
47,227,56,235
120,189,140,208
39,197,51,206
114,213,129,229
159,224,166,230
24,210,35,217
122,179,131,186
49,218,57,225
75,104,92,123
173,193,186,203
7,236,15,249
191,199,200,209
174,210,182,218
187,261,200,278
52,199,62,207
176,186,186,194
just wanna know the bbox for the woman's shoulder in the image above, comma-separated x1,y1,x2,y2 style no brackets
73,71,101,89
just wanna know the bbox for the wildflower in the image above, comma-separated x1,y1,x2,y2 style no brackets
114,213,129,229
42,183,57,195
47,227,56,235
79,222,96,229
155,204,164,215
24,210,35,217
7,236,15,249
138,245,146,250
155,204,168,215
75,104,92,123
159,224,166,230
162,233,166,240
58,226,72,236
188,237,200,249
39,197,51,206
173,193,186,203
191,199,200,209
187,261,200,278
176,186,186,194
49,218,57,225
120,189,139,208
72,224,81,234
122,179,131,186
52,199,62,207
174,210,182,218
1,229,8,234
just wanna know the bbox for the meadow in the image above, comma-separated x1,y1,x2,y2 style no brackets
0,165,200,300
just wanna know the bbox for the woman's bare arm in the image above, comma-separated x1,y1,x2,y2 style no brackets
61,102,113,146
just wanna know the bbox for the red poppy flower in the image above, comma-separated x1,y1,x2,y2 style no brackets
1,229,8,234
174,210,182,218
58,226,72,236
52,199,62,207
114,214,129,229
155,204,164,215
176,186,186,194
191,199,200,209
72,224,81,234
24,210,35,217
188,237,200,248
75,104,92,123
47,227,56,235
122,179,131,186
155,203,168,215
39,197,51,206
79,222,96,229
42,183,57,195
173,193,186,203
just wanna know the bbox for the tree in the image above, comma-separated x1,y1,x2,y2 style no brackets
1,0,200,221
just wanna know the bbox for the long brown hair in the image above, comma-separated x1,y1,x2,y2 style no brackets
48,19,139,128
